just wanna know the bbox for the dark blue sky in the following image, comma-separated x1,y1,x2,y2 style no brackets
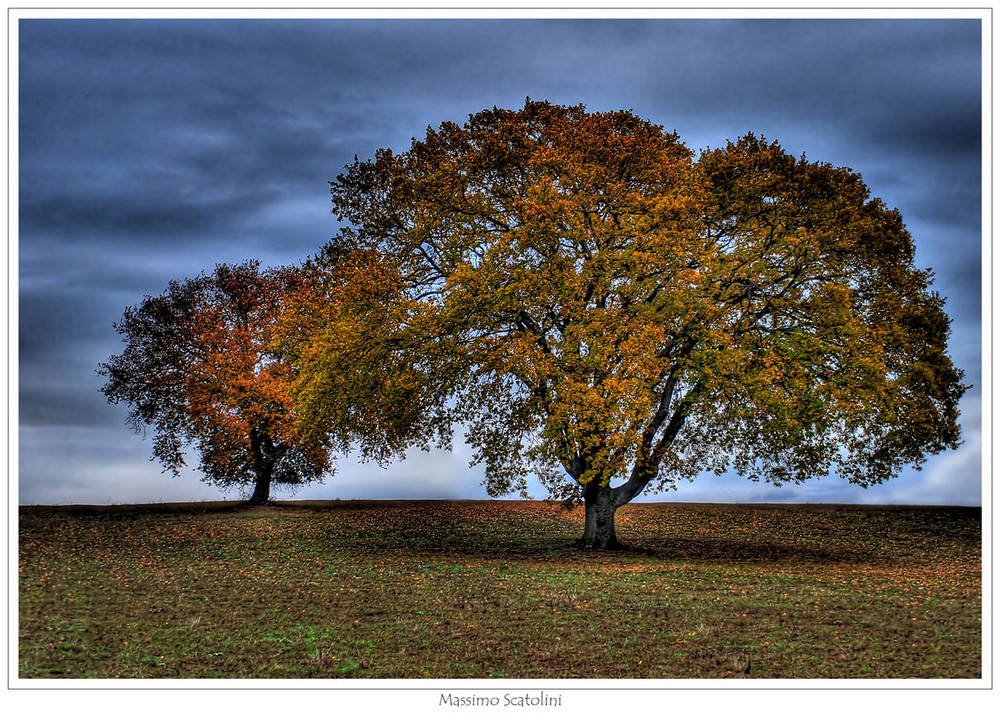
16,17,984,505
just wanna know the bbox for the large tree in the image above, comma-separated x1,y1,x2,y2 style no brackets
300,99,967,547
99,261,333,504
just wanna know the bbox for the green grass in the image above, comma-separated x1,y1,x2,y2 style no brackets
18,499,981,679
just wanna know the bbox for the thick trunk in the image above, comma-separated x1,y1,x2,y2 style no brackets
247,429,275,505
580,484,621,549
248,467,271,505
567,450,659,549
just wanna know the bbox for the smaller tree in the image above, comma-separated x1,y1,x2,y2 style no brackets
99,260,332,504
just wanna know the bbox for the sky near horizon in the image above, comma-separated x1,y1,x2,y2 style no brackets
16,15,984,506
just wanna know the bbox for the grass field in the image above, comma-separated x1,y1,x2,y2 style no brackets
18,499,981,679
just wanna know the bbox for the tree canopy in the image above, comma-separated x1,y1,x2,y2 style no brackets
99,260,333,504
291,99,966,547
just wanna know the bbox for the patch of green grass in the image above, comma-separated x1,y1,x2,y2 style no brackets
18,500,981,679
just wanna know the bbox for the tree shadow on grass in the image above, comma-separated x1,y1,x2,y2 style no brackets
240,499,907,566
20,499,966,569
636,537,880,566
315,527,878,567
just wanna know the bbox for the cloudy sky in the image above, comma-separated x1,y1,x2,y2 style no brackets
15,14,984,506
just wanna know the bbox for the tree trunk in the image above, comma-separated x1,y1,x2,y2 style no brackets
248,467,271,505
580,484,621,549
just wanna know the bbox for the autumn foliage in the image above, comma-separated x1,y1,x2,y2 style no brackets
100,261,332,504
101,101,967,545
290,100,967,547
274,242,453,466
